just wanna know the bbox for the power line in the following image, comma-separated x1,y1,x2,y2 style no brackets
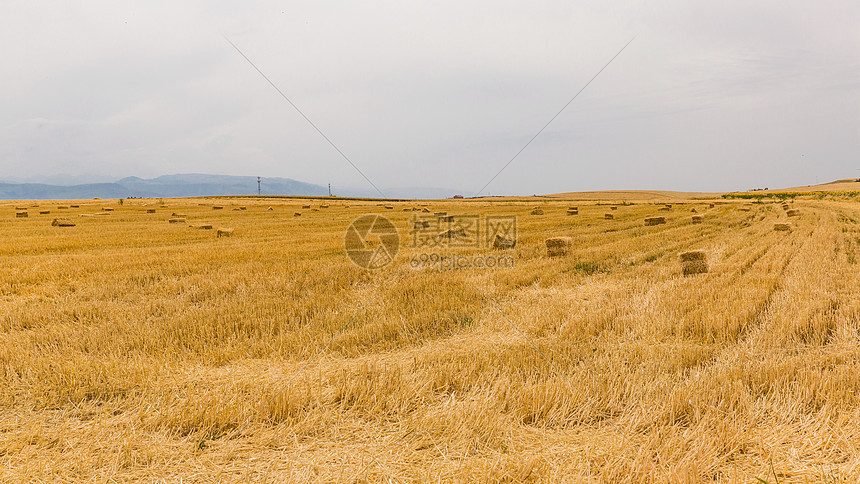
223,34,386,198
474,35,637,197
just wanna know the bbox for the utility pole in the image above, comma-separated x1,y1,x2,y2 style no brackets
257,176,261,196
328,183,332,197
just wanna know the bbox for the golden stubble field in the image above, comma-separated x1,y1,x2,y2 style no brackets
1,196,860,482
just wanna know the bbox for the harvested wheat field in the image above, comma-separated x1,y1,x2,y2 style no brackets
2,196,860,482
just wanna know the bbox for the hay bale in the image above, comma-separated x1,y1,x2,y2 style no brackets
414,220,430,229
692,215,704,224
239,206,247,210
567,210,579,216
14,206,26,210
102,207,114,212
569,206,578,211
434,212,447,217
311,208,319,212
213,206,224,210
384,205,394,210
57,206,69,210
171,213,187,218
786,209,799,217
530,208,544,215
39,210,50,215
302,205,311,209
267,207,274,211
196,224,213,230
216,228,234,237
604,213,614,220
294,212,302,217
708,203,715,208
774,223,791,231
168,218,186,224
492,234,516,250
146,209,156,213
658,207,670,212
644,216,666,226
690,208,697,213
70,205,80,208
545,236,572,257
15,211,28,218
610,206,618,210
439,215,454,223
680,251,708,276
51,218,75,227
738,207,751,212
422,208,431,213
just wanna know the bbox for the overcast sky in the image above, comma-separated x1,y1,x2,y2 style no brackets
1,1,858,195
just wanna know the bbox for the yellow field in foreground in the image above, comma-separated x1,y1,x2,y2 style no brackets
2,198,860,482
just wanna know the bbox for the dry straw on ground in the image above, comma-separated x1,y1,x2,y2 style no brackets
531,208,544,215
4,197,860,482
545,236,572,256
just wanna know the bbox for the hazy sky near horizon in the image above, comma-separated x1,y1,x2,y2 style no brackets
1,1,858,195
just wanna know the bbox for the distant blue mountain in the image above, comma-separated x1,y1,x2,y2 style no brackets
0,173,469,200
0,174,329,200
